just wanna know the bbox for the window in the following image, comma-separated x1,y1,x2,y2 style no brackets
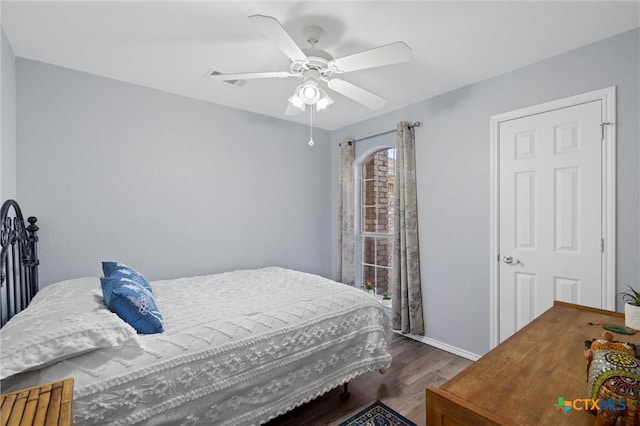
358,148,395,295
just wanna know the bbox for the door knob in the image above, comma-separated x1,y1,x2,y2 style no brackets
503,255,518,264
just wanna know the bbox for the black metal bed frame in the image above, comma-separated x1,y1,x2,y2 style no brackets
0,199,39,328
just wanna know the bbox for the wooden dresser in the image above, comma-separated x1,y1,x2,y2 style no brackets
426,301,640,425
0,378,73,426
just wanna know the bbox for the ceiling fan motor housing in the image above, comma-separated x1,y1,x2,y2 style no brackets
290,47,334,77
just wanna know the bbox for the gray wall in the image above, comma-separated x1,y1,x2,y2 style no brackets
1,28,16,201
9,28,639,357
331,28,640,356
16,59,332,286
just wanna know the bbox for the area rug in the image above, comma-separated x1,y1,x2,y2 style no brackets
338,400,417,426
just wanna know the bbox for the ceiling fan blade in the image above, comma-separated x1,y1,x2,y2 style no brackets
207,70,295,81
326,78,387,109
328,41,412,73
248,14,307,63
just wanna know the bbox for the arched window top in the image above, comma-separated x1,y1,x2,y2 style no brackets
355,144,395,166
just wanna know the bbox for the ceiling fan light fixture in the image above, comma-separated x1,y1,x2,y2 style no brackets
288,86,306,111
284,101,304,116
299,79,320,104
315,88,334,111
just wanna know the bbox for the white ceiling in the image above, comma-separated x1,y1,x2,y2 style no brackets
2,1,639,130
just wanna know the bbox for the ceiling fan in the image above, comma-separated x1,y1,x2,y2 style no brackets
207,14,413,116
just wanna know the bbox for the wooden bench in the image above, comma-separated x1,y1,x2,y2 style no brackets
1,378,73,426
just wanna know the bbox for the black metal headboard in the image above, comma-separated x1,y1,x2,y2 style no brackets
0,200,39,327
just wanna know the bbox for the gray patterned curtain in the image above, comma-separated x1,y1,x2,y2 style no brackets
392,122,425,335
338,139,355,285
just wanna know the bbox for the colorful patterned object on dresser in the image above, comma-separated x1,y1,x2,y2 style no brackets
585,331,640,426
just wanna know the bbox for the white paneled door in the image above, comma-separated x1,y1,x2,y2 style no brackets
498,100,603,343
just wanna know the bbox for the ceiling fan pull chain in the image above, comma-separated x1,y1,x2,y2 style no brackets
308,105,315,146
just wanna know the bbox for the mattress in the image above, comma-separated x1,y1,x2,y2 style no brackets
2,267,392,425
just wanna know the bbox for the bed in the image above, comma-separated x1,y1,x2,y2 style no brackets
0,200,392,425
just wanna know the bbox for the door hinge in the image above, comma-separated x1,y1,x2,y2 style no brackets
601,238,605,253
600,122,611,141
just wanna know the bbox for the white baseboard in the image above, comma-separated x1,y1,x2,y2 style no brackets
392,330,481,361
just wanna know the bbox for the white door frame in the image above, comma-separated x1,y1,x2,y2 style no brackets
489,86,616,349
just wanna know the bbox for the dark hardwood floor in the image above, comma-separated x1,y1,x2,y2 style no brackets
265,333,473,426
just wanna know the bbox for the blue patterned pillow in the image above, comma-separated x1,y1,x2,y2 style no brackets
100,276,164,334
102,262,153,293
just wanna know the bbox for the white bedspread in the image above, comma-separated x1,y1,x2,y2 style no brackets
3,267,392,425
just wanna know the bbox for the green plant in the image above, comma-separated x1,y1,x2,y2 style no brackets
382,294,392,300
363,281,374,291
620,285,640,306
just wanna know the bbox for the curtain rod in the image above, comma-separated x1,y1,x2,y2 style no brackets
353,121,422,143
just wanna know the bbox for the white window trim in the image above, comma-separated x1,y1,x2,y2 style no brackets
355,145,396,291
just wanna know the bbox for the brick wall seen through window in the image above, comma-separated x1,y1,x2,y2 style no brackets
360,148,395,295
